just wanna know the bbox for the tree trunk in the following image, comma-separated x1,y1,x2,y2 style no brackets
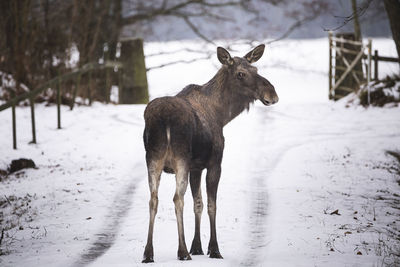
383,0,400,66
351,0,362,42
119,38,149,104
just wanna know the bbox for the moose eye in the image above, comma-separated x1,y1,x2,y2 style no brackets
237,72,245,79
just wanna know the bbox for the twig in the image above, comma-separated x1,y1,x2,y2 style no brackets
181,15,216,45
146,47,210,58
0,228,4,247
323,0,373,32
267,14,319,44
146,55,212,71
3,195,11,205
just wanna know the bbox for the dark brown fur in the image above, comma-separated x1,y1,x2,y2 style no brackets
142,45,278,263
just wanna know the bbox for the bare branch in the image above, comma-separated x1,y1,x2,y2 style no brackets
180,15,216,45
122,0,245,25
146,55,212,71
323,0,373,32
267,14,317,44
146,47,210,57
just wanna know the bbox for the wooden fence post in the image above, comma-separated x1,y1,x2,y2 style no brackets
11,91,17,150
71,73,81,110
328,31,333,99
374,50,378,81
29,97,36,144
104,47,111,103
57,76,61,129
88,70,92,106
105,68,111,104
367,39,372,105
119,38,149,104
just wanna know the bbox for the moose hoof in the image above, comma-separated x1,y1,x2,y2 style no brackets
190,247,204,255
208,251,223,259
190,242,204,255
142,256,154,263
178,251,192,261
190,248,204,255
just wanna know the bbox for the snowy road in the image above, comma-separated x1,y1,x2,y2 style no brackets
78,103,400,267
1,39,400,266
1,96,400,267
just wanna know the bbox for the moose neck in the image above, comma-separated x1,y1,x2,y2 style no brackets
202,67,254,127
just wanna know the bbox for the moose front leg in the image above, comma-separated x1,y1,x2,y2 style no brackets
206,165,223,259
189,170,204,255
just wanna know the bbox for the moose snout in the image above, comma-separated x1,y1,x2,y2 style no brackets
260,84,279,106
258,77,278,106
269,90,279,104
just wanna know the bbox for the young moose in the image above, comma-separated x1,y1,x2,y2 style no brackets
142,44,278,262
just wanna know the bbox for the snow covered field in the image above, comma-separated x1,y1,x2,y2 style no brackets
1,39,399,267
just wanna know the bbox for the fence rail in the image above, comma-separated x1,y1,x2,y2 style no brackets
0,60,122,149
0,61,122,112
331,36,363,46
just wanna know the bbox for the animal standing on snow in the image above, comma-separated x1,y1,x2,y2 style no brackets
142,44,279,262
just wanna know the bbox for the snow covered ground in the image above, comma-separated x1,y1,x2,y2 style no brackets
1,39,399,267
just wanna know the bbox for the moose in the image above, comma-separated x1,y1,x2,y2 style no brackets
142,44,278,262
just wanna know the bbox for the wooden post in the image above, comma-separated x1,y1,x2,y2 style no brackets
29,97,36,144
367,39,372,105
104,46,111,103
328,31,333,99
71,73,81,110
119,38,149,104
374,50,378,81
88,70,92,106
105,68,111,103
118,67,122,102
57,76,61,129
11,91,17,150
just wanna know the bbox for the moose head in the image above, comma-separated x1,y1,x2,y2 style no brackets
217,44,279,106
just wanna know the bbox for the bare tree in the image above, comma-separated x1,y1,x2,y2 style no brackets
324,0,399,64
122,0,330,44
0,0,70,95
351,0,362,41
1,0,331,103
383,0,400,65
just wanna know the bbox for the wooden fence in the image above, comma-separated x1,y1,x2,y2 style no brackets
328,32,400,102
0,61,122,149
0,37,149,150
371,50,400,80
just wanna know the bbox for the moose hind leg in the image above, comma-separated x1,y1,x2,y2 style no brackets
206,165,223,259
142,159,162,263
189,170,204,255
173,160,192,260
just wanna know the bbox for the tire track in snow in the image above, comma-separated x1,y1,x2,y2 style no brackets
72,171,143,266
72,111,145,266
240,141,302,266
240,115,400,266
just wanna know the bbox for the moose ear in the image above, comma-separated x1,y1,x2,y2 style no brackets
244,44,265,63
217,47,233,65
